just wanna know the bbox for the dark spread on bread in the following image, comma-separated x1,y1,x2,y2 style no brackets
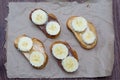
51,41,78,72
30,9,60,38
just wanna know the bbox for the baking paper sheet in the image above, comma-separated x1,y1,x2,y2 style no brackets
6,0,114,78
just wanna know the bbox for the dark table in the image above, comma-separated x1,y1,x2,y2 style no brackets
0,0,120,80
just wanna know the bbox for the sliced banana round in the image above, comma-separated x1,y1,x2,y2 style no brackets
71,17,88,32
82,29,96,44
31,9,48,25
62,56,79,72
18,37,33,52
46,21,60,35
52,43,68,60
30,51,45,67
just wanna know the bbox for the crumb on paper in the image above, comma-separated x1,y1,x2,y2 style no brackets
87,4,90,8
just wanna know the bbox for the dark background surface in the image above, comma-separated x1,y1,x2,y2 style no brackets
0,0,120,80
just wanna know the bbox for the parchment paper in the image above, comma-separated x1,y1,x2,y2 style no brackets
6,0,114,78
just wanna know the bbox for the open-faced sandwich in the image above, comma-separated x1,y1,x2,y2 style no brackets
66,16,98,49
50,41,79,73
14,34,48,69
30,8,61,39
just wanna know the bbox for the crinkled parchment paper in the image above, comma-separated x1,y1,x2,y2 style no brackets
6,0,114,78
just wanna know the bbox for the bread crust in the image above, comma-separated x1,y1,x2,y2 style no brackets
66,16,98,49
14,35,48,69
50,41,79,72
30,8,61,39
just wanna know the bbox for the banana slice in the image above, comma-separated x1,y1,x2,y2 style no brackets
30,51,45,67
52,43,68,60
46,21,60,35
31,9,48,25
62,56,79,72
82,29,96,44
71,17,88,32
18,37,33,52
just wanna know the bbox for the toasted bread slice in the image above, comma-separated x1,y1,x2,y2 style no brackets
66,16,97,49
30,8,61,39
50,41,79,72
14,35,48,69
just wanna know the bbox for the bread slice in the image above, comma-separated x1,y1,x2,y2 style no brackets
30,8,61,39
14,34,48,69
66,16,98,49
50,41,79,72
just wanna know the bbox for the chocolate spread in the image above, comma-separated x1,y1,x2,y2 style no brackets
52,41,79,72
30,9,60,38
